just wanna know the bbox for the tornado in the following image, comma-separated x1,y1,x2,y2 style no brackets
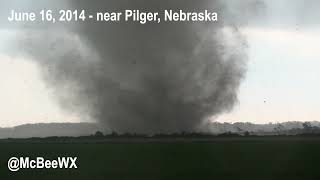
14,0,248,134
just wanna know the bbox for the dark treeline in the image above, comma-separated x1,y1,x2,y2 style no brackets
1,122,320,142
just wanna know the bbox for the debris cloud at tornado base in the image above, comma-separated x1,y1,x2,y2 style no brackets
14,0,249,134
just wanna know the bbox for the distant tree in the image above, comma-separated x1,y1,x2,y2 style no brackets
302,122,313,134
274,124,284,135
244,131,250,136
218,132,241,137
111,131,118,137
94,131,104,137
236,127,243,133
302,122,312,130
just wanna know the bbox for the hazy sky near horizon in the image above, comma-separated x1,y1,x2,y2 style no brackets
0,1,319,127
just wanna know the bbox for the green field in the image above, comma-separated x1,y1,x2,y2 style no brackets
1,138,320,180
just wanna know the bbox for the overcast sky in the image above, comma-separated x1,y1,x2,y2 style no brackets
0,1,319,127
218,0,320,123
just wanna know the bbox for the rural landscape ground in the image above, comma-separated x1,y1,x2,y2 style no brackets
1,137,320,180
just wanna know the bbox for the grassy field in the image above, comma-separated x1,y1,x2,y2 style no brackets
1,137,320,180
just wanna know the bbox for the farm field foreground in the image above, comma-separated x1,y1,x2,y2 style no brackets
1,137,320,180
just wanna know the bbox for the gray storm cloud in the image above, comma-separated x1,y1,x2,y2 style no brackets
13,0,248,133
